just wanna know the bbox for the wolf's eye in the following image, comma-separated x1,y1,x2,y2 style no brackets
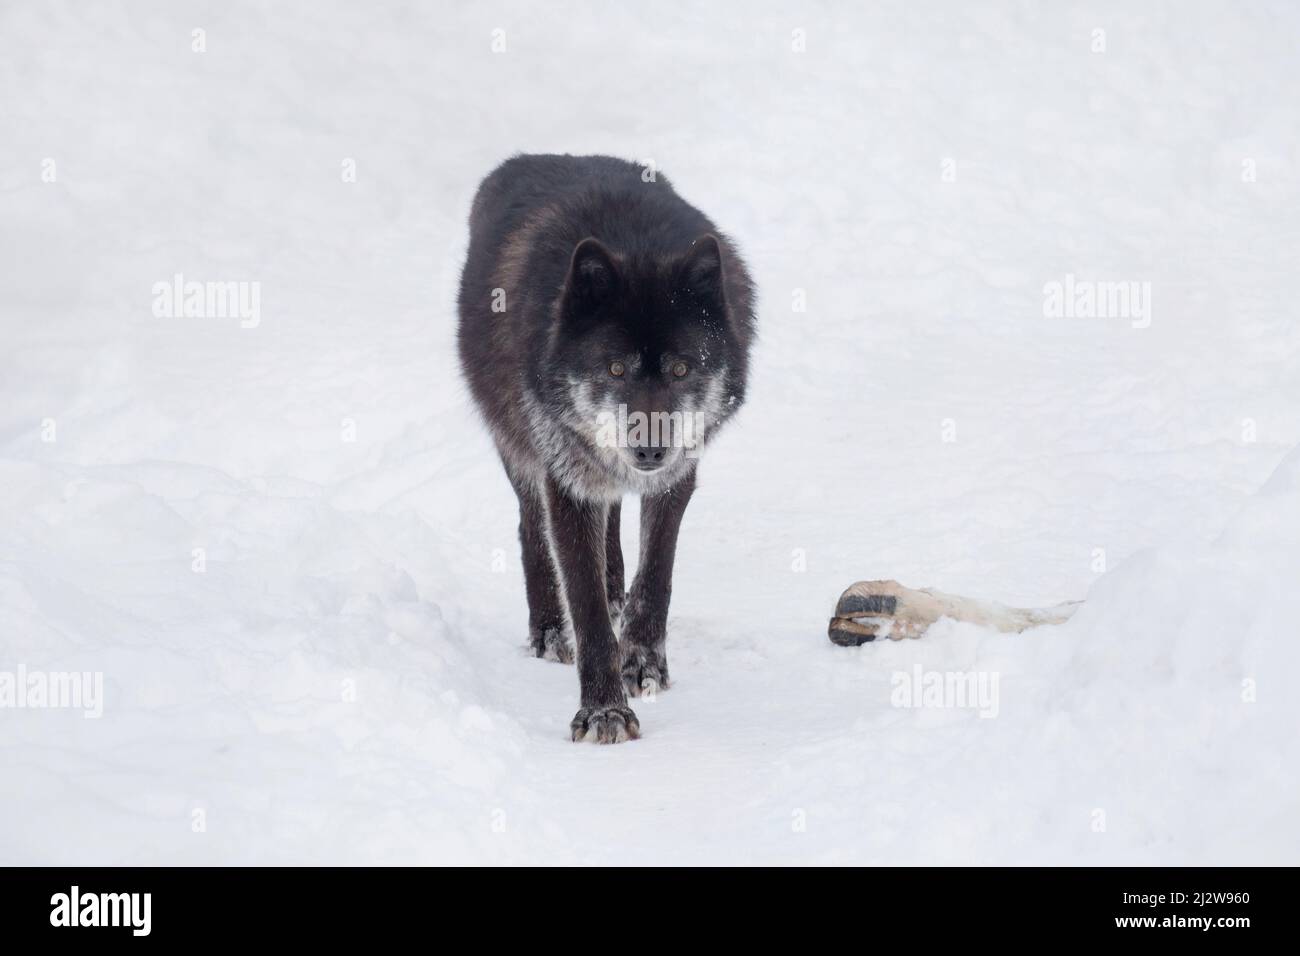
609,361,626,377
671,361,689,378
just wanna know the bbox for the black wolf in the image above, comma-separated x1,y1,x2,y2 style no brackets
458,154,755,743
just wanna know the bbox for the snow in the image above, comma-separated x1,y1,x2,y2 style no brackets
2,2,1298,864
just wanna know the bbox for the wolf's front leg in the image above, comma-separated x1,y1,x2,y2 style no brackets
622,466,696,697
605,500,626,631
505,463,572,663
544,478,639,743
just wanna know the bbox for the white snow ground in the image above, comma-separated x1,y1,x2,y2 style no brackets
2,1,1298,864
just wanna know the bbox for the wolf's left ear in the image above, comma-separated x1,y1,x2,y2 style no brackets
680,234,726,312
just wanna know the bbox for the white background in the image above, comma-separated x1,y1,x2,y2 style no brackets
1,1,1297,864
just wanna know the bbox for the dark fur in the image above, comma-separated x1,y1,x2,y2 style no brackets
457,154,755,743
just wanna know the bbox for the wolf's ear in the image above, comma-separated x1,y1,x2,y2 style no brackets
680,234,726,312
563,237,620,317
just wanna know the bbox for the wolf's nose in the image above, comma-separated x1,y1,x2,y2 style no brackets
634,447,666,468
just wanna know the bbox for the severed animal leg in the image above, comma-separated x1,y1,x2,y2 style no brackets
827,579,1080,646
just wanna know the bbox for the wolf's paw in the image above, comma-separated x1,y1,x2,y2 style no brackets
570,705,640,744
620,644,670,698
529,625,574,664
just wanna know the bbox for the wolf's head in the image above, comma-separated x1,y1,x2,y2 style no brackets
536,234,745,495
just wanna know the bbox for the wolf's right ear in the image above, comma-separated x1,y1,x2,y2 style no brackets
562,238,620,318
